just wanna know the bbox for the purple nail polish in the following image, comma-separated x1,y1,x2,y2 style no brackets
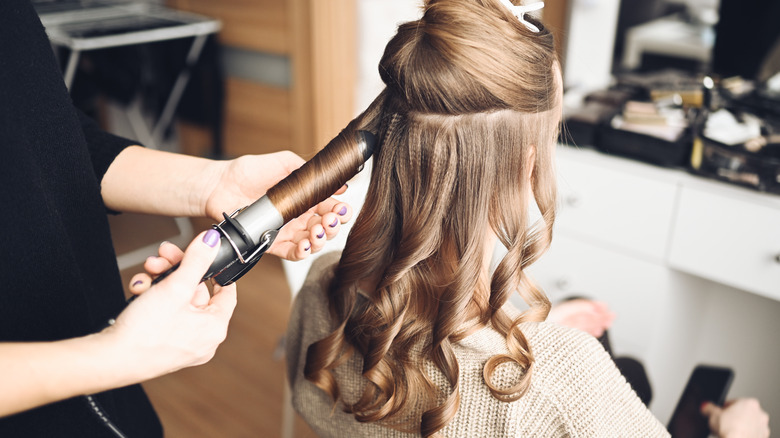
317,229,325,239
132,280,143,287
203,229,220,248
338,206,347,216
329,218,339,228
304,243,311,251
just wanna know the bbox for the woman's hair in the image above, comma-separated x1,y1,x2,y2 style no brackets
298,0,561,435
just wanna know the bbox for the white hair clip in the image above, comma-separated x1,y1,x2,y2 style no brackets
498,0,544,32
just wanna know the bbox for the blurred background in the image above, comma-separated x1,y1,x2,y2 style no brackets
33,0,779,436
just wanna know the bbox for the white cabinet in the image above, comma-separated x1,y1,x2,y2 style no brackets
556,152,678,262
668,186,780,301
551,146,780,301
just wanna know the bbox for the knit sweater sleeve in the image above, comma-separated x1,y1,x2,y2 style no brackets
533,324,670,437
77,109,140,183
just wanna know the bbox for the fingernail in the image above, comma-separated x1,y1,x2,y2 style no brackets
338,206,347,216
329,218,339,228
159,240,169,248
304,243,311,251
132,280,143,287
317,229,325,239
203,229,220,248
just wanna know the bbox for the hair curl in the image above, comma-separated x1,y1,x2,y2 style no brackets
300,0,561,435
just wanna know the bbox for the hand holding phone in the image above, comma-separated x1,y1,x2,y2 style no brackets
702,399,770,438
667,365,734,438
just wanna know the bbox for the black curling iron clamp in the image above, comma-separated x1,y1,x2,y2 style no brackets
152,130,377,287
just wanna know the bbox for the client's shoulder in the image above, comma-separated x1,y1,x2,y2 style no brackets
307,250,342,280
519,321,613,376
295,251,342,300
520,321,601,351
289,251,341,328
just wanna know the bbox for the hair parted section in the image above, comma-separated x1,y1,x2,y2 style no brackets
303,0,561,436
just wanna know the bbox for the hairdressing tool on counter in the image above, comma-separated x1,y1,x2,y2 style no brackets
151,130,377,286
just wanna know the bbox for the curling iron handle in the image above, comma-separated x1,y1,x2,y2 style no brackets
150,263,178,285
149,227,245,286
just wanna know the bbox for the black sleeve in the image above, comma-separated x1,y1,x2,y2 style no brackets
77,109,142,182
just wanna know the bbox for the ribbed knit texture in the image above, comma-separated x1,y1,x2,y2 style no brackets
286,252,671,437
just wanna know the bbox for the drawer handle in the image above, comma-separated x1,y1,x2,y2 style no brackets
555,277,572,291
775,254,780,264
564,194,581,208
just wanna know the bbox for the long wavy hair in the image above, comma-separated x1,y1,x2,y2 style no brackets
298,0,561,435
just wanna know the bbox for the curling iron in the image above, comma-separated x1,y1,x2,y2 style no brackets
152,130,377,286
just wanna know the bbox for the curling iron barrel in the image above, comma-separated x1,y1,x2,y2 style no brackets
153,130,377,286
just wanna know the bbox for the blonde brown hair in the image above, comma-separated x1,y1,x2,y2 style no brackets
300,0,561,435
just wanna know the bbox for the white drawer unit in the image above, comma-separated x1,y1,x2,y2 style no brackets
555,148,679,262
668,186,780,301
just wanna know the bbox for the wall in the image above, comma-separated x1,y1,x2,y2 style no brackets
563,0,621,91
355,0,422,113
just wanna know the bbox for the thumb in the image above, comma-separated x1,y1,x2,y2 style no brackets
701,401,723,434
166,229,222,293
701,401,720,417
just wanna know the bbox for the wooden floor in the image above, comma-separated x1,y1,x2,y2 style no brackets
111,215,317,438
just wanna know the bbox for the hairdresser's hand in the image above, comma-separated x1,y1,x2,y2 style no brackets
702,399,770,438
203,151,353,261
547,298,615,338
128,240,187,296
109,230,236,379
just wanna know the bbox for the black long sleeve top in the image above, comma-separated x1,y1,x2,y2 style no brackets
0,1,162,436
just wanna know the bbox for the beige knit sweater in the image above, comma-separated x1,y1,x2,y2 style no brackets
286,253,670,437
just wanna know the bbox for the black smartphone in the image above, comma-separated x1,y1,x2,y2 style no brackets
667,365,734,438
